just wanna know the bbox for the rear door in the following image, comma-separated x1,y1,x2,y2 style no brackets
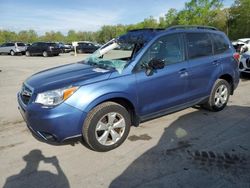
185,32,222,101
4,43,14,53
29,43,39,54
37,43,46,54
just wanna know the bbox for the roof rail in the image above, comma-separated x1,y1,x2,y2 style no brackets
129,28,165,32
167,25,218,31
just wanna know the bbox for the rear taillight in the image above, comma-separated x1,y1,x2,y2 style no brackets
233,52,240,62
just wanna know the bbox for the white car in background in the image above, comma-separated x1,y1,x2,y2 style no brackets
239,52,250,74
232,38,250,53
0,42,27,56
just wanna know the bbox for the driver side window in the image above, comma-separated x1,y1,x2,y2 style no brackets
139,34,185,68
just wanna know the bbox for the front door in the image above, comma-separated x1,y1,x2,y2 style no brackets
135,33,188,117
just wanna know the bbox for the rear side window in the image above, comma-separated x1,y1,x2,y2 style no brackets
79,43,87,47
6,43,14,47
48,43,57,47
16,43,25,46
211,34,229,54
186,33,213,59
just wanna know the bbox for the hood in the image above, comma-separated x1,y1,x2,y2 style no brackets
25,62,112,93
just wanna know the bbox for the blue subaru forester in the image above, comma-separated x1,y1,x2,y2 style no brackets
18,26,239,151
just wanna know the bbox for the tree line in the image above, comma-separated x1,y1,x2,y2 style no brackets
0,0,249,44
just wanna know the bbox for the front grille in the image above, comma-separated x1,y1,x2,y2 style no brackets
20,84,32,105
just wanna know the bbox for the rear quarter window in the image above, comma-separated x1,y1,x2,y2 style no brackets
211,33,229,54
186,33,213,59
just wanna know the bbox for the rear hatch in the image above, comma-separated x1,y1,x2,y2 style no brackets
16,42,26,52
47,43,60,52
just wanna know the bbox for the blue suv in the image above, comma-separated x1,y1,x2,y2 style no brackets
17,26,240,151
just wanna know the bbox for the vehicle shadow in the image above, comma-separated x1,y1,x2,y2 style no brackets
109,105,250,188
3,149,70,188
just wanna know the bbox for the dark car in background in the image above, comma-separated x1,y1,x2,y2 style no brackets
76,41,99,53
57,42,72,53
25,42,60,57
0,42,26,55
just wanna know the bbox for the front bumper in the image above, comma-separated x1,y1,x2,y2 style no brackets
17,92,86,143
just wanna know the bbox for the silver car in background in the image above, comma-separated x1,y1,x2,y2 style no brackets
239,52,250,74
0,42,27,56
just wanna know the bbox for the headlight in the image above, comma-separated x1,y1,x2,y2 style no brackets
35,86,78,106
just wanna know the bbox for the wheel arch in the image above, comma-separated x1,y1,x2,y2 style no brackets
85,95,140,127
219,74,234,95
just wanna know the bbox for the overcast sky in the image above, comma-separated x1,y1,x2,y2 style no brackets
0,0,234,35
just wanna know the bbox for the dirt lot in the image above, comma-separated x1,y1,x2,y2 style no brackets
0,54,250,188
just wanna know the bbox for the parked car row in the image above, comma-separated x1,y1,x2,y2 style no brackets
0,41,101,57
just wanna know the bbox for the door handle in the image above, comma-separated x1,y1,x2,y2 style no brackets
212,60,220,65
178,68,188,78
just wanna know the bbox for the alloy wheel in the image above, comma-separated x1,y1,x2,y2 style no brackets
214,84,228,108
95,112,126,146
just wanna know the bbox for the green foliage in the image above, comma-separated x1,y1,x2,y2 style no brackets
178,0,223,25
229,0,250,39
0,0,248,44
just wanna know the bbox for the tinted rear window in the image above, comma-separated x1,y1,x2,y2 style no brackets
47,43,58,47
16,43,25,46
186,33,213,59
211,34,229,54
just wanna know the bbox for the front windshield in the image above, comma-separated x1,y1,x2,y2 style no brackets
84,39,137,73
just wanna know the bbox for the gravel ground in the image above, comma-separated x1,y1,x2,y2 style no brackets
0,53,250,188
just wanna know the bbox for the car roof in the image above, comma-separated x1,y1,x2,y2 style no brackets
118,28,165,44
238,38,250,42
118,25,220,44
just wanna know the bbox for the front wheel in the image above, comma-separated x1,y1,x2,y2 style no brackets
203,79,231,111
83,102,131,152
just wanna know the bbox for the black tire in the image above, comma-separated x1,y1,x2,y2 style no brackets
83,102,131,152
25,51,30,56
203,79,231,112
10,50,15,56
42,51,48,57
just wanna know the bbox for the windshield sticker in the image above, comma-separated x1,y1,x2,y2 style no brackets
92,68,110,73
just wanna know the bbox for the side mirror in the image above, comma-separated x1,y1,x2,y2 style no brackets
143,59,165,76
148,59,165,69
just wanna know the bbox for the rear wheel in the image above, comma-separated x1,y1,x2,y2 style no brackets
25,51,30,56
83,102,131,152
42,51,48,57
203,79,231,111
10,50,15,56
